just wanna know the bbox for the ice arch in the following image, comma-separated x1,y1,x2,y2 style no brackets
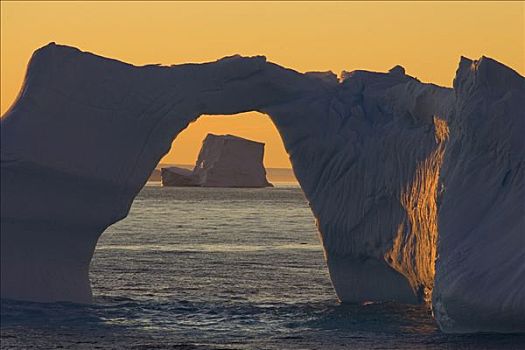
0,43,438,304
1,43,524,333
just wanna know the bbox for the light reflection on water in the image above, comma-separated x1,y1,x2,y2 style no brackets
95,243,322,252
2,184,524,349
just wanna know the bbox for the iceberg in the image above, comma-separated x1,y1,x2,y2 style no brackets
161,133,272,188
1,43,523,333
161,166,197,186
432,57,525,333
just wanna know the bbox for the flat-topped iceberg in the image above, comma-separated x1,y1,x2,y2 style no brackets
161,134,272,188
1,43,523,333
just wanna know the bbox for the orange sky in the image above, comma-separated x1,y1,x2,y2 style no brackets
1,1,523,168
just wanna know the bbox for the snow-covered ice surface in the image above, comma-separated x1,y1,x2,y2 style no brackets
1,43,524,334
161,133,272,187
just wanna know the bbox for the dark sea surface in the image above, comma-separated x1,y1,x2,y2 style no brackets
2,184,524,349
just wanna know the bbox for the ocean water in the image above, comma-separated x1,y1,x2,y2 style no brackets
1,184,524,349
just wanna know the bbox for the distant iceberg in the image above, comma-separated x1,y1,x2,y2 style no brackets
1,43,523,334
161,166,197,186
161,134,272,188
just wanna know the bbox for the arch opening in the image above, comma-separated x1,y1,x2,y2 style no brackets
91,112,322,305
151,112,298,185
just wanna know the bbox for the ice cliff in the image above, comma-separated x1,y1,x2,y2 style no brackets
161,134,272,187
432,57,525,333
1,43,523,333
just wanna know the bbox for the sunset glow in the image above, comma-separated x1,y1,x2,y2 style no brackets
2,1,523,167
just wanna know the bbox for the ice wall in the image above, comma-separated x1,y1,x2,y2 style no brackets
432,57,525,333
